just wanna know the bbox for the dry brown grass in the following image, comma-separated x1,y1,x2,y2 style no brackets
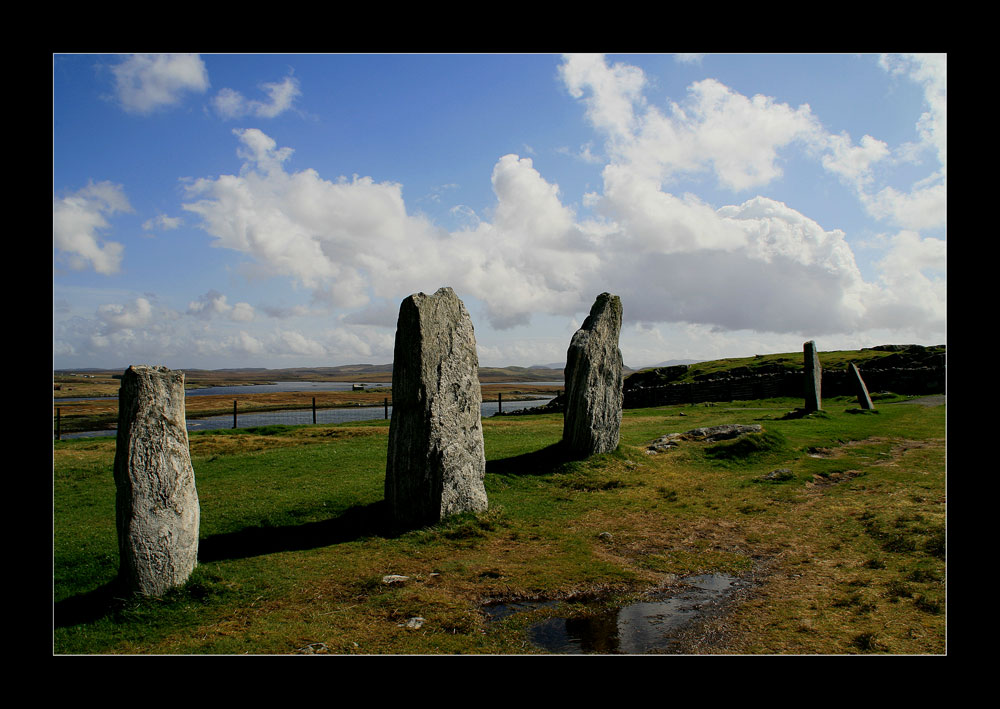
53,375,121,399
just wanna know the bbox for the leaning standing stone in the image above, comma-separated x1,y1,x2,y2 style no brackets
563,293,624,457
803,340,822,412
385,287,488,528
849,361,875,410
113,365,200,596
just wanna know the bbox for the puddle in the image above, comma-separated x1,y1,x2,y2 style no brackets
481,599,560,623
483,573,746,654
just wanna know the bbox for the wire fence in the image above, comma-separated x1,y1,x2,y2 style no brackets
55,392,557,440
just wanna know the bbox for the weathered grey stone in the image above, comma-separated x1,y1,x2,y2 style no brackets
849,361,875,410
385,287,488,528
803,340,822,412
113,365,200,596
686,423,763,441
563,293,624,457
646,424,763,453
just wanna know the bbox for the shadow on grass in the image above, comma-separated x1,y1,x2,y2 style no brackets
54,500,395,629
53,579,124,629
198,500,393,563
486,441,578,477
778,408,828,420
55,442,591,630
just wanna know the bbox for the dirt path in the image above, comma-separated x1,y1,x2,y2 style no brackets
896,394,945,407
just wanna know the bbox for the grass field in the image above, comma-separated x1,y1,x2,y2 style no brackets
52,393,945,655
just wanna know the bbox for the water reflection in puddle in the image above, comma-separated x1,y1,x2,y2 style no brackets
484,573,744,655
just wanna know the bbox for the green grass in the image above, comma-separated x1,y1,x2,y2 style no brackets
53,396,945,654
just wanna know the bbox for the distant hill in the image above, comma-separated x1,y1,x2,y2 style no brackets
529,361,643,371
479,366,564,382
182,364,396,383
644,358,705,368
55,363,565,384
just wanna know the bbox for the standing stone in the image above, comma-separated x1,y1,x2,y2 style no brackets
563,293,624,457
803,340,822,412
849,362,875,410
113,365,200,596
385,287,488,528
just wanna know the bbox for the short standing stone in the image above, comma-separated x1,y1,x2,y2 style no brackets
385,287,488,528
849,362,875,410
563,293,624,457
113,365,200,596
803,340,822,412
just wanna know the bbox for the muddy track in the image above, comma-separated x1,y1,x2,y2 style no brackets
895,394,945,407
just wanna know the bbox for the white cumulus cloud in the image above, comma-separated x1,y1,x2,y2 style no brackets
96,297,154,332
182,128,909,338
559,53,647,140
110,54,209,114
177,52,946,353
864,53,947,231
188,290,255,322
561,53,826,192
53,181,131,275
212,75,301,120
142,214,183,232
821,132,891,191
183,128,449,308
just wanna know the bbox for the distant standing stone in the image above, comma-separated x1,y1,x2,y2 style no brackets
563,293,624,457
803,340,822,412
113,365,200,596
385,287,488,528
849,361,875,410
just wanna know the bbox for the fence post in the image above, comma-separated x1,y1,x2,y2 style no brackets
56,407,61,440
233,400,237,429
385,397,389,420
312,397,317,424
498,392,502,414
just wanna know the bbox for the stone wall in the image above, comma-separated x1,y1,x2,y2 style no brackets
624,362,945,409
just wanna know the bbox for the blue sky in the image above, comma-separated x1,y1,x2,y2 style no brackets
53,53,946,371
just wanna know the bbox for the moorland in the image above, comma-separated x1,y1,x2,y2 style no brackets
53,347,946,655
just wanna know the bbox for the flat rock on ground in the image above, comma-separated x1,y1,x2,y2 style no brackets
647,424,763,453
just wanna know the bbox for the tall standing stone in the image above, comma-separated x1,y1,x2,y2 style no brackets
385,287,488,528
803,340,822,412
113,365,200,596
563,293,624,457
849,361,875,410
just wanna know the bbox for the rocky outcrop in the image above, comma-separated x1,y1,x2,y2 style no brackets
385,287,488,528
646,424,763,453
113,365,200,596
563,293,624,457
